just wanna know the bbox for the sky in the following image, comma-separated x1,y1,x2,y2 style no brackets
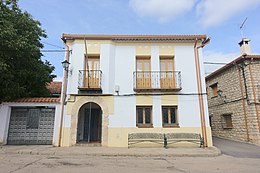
18,0,260,80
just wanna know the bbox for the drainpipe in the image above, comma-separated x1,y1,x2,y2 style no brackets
240,62,250,104
58,40,70,147
194,37,210,147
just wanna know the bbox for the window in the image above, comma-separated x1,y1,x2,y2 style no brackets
160,57,175,88
136,106,152,128
222,114,233,129
210,83,218,97
84,56,100,88
136,57,151,89
162,106,178,127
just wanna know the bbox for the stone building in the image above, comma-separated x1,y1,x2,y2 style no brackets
206,38,260,145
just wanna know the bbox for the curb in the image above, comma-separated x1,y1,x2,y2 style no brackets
1,146,221,158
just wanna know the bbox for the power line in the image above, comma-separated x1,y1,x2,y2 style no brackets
41,50,66,52
41,41,64,49
0,49,66,53
204,62,228,65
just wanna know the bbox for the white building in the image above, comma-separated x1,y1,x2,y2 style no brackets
58,34,212,147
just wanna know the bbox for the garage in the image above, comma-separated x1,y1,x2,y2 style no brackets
7,107,55,145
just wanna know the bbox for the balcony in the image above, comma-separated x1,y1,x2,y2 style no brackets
78,70,102,93
133,71,181,92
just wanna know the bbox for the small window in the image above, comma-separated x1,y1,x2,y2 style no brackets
210,83,218,97
222,114,233,129
162,106,178,127
136,106,153,128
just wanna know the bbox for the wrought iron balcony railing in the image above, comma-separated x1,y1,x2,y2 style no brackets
133,71,181,91
78,70,102,90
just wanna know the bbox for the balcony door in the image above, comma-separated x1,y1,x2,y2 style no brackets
84,56,100,88
136,57,151,89
160,57,175,88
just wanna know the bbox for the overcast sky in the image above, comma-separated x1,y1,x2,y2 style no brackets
18,0,260,80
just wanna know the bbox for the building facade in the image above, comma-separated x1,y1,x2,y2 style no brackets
206,39,260,145
59,34,212,147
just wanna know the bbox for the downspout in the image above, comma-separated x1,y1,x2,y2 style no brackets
248,59,260,132
58,40,70,147
237,63,250,141
194,38,208,147
240,62,250,104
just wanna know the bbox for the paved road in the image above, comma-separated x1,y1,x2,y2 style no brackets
213,136,260,158
1,154,260,173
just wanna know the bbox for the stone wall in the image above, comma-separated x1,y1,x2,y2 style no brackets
206,59,260,145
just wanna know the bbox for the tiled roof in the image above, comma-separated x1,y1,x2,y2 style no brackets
10,98,60,103
206,54,260,80
47,82,62,94
61,34,207,42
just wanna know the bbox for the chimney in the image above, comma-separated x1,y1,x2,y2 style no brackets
238,38,251,55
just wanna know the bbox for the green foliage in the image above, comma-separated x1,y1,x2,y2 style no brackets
0,0,56,102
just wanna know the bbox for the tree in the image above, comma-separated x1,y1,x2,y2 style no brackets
0,0,56,102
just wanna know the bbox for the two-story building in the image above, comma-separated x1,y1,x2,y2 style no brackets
206,38,260,145
59,34,212,147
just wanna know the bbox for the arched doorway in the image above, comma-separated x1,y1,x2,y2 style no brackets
77,102,102,143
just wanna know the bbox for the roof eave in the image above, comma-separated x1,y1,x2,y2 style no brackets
206,54,260,80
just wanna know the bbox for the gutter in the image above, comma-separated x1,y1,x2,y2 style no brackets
194,37,210,147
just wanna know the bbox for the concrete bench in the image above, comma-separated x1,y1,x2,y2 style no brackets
165,133,204,147
128,133,166,148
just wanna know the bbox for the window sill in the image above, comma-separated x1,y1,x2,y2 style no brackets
137,124,153,128
163,124,180,128
223,127,233,129
211,96,218,99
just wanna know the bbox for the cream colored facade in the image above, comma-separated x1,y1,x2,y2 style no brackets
60,34,212,147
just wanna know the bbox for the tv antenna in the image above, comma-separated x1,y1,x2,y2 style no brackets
240,17,247,38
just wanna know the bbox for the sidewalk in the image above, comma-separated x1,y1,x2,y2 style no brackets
0,145,221,157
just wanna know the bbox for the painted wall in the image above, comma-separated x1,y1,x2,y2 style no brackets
64,40,212,147
0,102,60,145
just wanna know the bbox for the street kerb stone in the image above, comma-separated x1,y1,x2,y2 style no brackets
0,146,221,157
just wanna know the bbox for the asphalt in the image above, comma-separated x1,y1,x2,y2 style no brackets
0,145,221,157
213,136,260,158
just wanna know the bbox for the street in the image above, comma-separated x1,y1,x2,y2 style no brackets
213,137,260,158
1,137,260,173
1,152,260,173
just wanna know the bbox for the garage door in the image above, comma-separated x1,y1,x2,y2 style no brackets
7,107,55,145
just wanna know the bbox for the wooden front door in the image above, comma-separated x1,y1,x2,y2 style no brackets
160,58,175,88
136,57,151,89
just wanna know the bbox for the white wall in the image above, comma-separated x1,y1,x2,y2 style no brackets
198,48,210,127
0,104,11,144
114,46,135,94
153,96,162,127
174,45,201,127
67,42,85,94
110,96,136,127
108,44,116,94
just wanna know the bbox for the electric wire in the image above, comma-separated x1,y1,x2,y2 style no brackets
40,41,64,49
